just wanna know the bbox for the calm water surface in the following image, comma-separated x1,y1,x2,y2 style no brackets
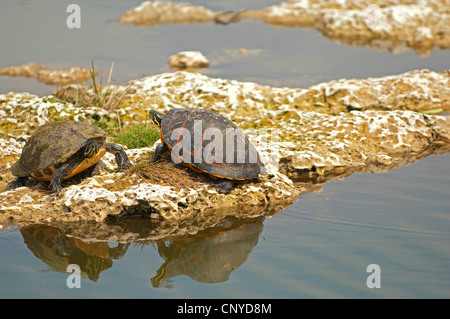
0,1,449,298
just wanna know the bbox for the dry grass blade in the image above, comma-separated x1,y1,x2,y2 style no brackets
109,159,207,191
54,61,129,111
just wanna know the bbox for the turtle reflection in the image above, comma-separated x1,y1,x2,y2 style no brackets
20,224,129,281
19,216,265,285
151,217,264,287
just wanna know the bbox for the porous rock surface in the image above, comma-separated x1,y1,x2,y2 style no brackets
1,70,449,237
248,0,450,55
118,0,450,55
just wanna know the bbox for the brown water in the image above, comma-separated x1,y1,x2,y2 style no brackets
0,0,449,298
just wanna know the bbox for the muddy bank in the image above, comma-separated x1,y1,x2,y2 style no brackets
0,70,449,234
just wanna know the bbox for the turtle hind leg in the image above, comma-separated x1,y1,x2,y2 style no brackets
104,143,132,170
211,179,234,194
6,176,28,191
150,143,168,163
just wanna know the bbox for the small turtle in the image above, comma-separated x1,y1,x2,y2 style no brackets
8,120,132,192
149,108,265,193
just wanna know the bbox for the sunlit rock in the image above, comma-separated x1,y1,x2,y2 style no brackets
119,1,450,55
0,63,91,86
169,51,210,71
117,0,215,26
1,70,449,229
246,0,450,55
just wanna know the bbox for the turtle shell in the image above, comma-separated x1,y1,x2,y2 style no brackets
11,121,106,178
159,108,264,180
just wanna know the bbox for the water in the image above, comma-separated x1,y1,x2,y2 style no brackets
1,1,449,298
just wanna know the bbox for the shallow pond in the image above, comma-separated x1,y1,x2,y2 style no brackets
0,0,449,298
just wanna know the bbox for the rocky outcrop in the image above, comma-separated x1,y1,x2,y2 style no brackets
1,70,449,235
248,0,450,56
0,63,91,86
118,0,450,55
117,1,215,26
169,51,210,71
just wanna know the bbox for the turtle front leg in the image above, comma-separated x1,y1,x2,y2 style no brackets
50,162,71,193
104,143,132,170
150,143,168,163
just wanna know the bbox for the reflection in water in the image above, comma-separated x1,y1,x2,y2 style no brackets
151,217,264,287
19,217,265,285
20,225,129,281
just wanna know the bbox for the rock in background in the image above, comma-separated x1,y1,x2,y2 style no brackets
0,63,91,86
118,0,450,56
248,0,450,56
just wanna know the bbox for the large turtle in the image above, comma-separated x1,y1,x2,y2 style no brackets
8,120,132,192
149,108,266,193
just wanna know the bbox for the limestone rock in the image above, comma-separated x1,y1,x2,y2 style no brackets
246,0,450,56
1,70,449,233
118,1,450,55
118,1,215,26
169,51,210,71
0,63,91,86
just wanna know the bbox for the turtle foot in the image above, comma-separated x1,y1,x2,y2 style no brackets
5,176,28,191
50,179,63,194
120,160,132,171
212,179,234,194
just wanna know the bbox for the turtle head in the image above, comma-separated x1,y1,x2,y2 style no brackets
149,110,163,127
83,139,99,158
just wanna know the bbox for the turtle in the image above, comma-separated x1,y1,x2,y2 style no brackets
8,120,132,193
149,108,266,193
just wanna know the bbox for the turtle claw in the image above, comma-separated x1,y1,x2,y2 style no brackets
103,143,132,171
50,179,63,194
49,190,61,198
151,143,168,163
120,160,132,171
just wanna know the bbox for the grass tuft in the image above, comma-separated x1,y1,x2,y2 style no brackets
54,61,127,111
114,120,161,149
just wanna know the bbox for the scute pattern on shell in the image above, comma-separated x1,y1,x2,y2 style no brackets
160,108,264,180
11,121,106,177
